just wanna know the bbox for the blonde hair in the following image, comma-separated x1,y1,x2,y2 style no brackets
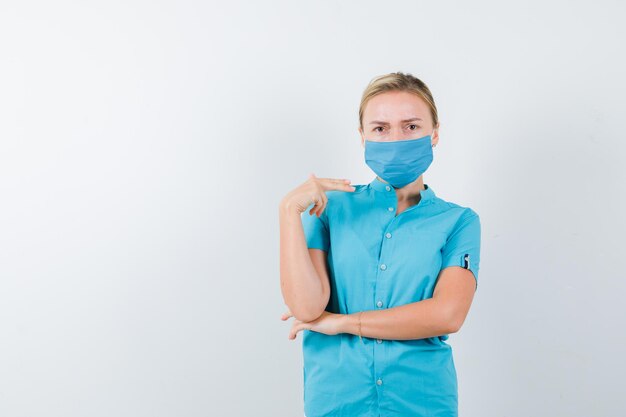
358,72,439,130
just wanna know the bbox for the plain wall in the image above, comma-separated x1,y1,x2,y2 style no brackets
1,1,625,416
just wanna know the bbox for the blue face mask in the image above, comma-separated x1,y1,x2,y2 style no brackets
364,133,434,188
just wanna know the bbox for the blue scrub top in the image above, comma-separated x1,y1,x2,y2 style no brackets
300,176,481,417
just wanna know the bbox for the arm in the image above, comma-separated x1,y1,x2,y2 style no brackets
279,204,331,323
286,209,481,341
341,266,477,340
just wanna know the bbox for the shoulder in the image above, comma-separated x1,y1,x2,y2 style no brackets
431,192,480,225
323,183,370,216
325,183,369,202
428,193,481,249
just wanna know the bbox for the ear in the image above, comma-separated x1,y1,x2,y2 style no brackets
432,124,440,147
358,126,365,149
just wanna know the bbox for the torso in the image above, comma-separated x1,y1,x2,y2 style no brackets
299,176,481,417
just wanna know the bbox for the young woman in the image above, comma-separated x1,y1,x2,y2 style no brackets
279,72,481,417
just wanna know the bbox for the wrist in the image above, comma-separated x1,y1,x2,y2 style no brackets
279,200,300,217
342,312,360,336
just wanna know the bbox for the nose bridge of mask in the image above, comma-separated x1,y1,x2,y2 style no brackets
364,133,431,145
366,134,431,148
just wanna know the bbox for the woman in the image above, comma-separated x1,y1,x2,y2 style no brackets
279,72,481,417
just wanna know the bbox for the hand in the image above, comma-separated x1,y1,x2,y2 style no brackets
279,173,355,217
280,308,346,340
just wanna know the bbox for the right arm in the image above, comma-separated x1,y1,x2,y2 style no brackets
279,206,331,322
278,174,355,322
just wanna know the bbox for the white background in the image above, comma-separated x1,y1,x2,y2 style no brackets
1,1,625,416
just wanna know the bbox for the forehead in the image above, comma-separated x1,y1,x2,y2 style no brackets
363,90,431,123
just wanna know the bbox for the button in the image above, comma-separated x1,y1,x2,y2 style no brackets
376,378,383,386
376,338,382,343
387,207,394,212
376,300,383,308
385,185,391,191
385,232,392,238
380,264,387,270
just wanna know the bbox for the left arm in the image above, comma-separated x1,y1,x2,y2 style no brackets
284,266,477,340
284,209,481,341
342,266,477,340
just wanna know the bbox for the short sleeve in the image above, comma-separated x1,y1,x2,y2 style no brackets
300,203,330,252
441,210,481,289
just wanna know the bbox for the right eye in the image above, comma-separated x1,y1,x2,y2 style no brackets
373,127,384,132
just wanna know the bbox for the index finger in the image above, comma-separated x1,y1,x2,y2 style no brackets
318,178,356,192
310,173,350,184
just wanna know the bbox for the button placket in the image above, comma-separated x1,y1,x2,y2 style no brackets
384,182,397,215
373,184,397,390
377,191,395,309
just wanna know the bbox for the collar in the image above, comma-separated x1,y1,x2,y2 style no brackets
368,176,436,204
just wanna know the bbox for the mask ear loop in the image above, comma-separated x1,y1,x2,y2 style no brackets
431,128,437,148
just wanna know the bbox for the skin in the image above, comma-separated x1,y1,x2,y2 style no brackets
279,174,355,323
279,90,476,341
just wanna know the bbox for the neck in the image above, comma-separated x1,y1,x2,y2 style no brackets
378,176,426,203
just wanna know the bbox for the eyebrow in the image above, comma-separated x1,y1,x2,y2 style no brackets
369,117,423,125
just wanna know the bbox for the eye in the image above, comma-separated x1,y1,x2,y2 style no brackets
408,124,420,130
373,126,384,132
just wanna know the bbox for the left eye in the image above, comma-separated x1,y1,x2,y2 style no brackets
408,124,419,130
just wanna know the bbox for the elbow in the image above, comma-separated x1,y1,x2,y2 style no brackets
288,304,325,323
298,309,325,323
297,293,329,322
441,308,465,335
284,292,328,323
281,280,330,323
446,320,462,334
